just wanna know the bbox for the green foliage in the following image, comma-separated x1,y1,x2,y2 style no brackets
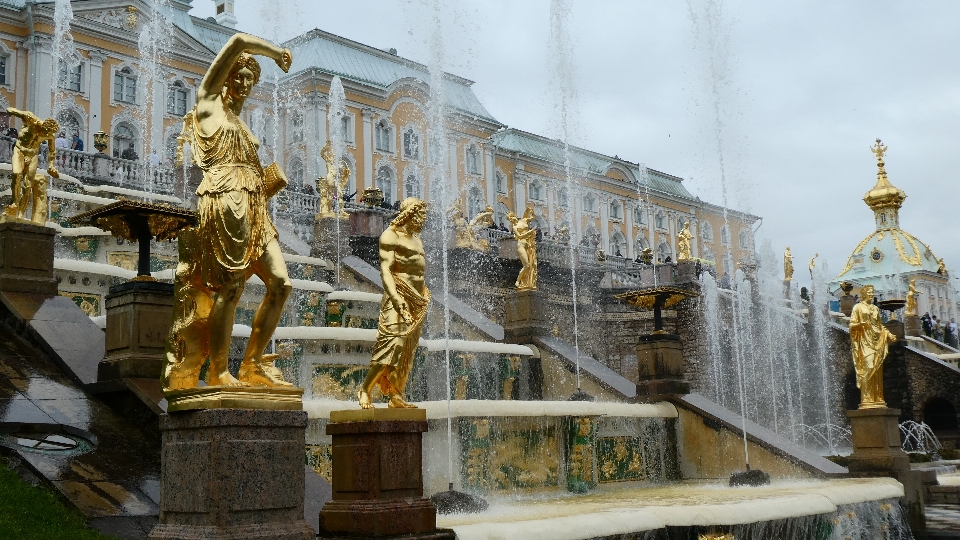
0,458,114,540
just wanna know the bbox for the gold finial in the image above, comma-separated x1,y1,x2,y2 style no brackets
863,138,905,214
871,138,887,164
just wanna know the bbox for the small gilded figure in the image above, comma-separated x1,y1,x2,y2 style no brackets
905,278,918,317
167,32,294,390
808,253,818,279
783,246,794,282
358,198,431,409
316,140,351,219
677,221,693,261
2,108,59,224
507,207,538,291
849,284,897,409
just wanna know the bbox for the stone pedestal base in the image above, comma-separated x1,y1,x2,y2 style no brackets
675,260,697,283
782,279,792,300
0,221,57,295
884,319,905,342
320,409,452,539
846,407,910,473
148,409,314,540
904,314,921,337
100,280,174,381
503,289,549,343
312,215,352,263
635,333,689,397
840,295,856,317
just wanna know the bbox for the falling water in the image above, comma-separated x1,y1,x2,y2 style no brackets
51,0,80,118
548,0,584,391
327,76,348,283
136,0,175,198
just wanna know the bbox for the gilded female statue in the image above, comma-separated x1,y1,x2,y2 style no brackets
507,207,538,291
173,33,293,388
783,246,794,282
849,285,897,408
906,278,918,317
676,221,693,261
2,108,59,224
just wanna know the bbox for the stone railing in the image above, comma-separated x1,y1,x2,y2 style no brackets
479,227,511,249
605,265,677,289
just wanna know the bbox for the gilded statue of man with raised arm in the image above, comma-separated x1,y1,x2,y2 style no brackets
849,284,897,408
2,108,59,224
358,198,431,409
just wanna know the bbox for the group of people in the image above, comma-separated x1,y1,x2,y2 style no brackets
921,313,959,348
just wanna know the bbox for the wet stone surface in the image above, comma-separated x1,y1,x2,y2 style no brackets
0,323,161,538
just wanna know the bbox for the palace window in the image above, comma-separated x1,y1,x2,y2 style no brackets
495,171,506,194
466,144,481,175
0,54,8,85
291,111,305,143
167,81,188,116
720,225,730,245
467,186,484,218
655,211,666,229
404,173,421,199
610,201,622,220
739,229,751,249
677,216,685,231
56,111,82,139
610,233,625,257
702,222,714,241
529,181,543,201
557,187,569,207
375,120,392,152
289,159,304,189
376,166,394,204
112,123,136,158
339,115,355,144
114,67,137,103
583,194,597,213
58,62,82,92
634,206,646,225
403,128,420,160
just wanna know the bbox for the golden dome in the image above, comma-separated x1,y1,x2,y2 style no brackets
863,139,906,212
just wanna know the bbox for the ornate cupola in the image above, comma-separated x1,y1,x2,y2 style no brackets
863,139,906,230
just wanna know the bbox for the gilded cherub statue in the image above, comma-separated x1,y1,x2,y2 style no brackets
2,108,59,224
316,141,351,219
849,284,897,409
783,246,794,282
165,32,294,393
677,221,693,261
507,206,538,291
358,198,430,409
905,278,918,317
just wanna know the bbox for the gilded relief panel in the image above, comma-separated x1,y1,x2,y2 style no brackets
59,291,101,316
461,417,561,492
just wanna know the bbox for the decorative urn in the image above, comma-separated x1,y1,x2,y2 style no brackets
363,186,384,207
93,131,109,154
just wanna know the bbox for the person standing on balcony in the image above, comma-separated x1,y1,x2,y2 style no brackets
71,134,83,151
121,142,138,161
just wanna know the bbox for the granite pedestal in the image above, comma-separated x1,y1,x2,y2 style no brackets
100,280,174,381
883,319,905,342
675,260,697,283
0,220,57,295
312,215,352,263
319,409,454,539
846,407,910,473
148,409,314,540
904,314,921,337
503,289,549,343
839,294,856,317
635,333,690,398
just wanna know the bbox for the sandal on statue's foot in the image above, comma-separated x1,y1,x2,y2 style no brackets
388,395,417,409
238,357,293,387
259,354,293,385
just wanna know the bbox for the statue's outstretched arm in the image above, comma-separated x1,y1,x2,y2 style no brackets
197,33,291,103
7,107,38,125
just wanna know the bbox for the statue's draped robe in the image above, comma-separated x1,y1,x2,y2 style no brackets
188,110,277,290
514,224,537,290
849,301,894,407
371,275,430,395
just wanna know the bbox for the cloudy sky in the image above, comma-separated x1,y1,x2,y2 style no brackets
191,0,960,290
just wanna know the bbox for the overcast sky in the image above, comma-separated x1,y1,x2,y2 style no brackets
190,0,960,291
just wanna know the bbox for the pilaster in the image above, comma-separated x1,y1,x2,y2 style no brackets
361,108,374,193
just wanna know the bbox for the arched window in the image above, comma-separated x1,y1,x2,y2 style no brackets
635,236,649,252
739,229,751,249
609,201,621,220
657,241,672,263
610,232,625,257
289,159,304,189
529,181,545,202
702,247,716,263
655,211,666,229
165,133,179,162
494,202,509,229
404,173,420,199
114,67,137,103
291,111,304,143
376,166,394,204
112,123,137,159
495,171,506,194
375,120,392,152
677,216,685,231
56,111,82,140
467,186,484,218
167,80,188,116
557,187,569,207
466,144,481,175
583,194,597,213
58,61,82,92
701,222,714,241
634,206,646,225
723,255,733,276
582,226,600,247
721,225,730,245
402,127,420,160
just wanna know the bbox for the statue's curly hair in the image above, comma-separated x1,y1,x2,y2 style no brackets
42,118,59,134
392,197,426,228
231,53,261,85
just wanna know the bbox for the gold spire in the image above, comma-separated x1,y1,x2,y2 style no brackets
863,138,906,212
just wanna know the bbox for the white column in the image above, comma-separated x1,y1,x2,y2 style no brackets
86,50,106,147
150,78,164,155
648,208,656,252
313,95,328,181
546,183,555,235
483,146,495,206
691,219,700,259
14,39,26,109
361,108,374,192
29,37,54,117
573,189,582,243
668,212,677,257
599,196,610,252
447,135,458,201
514,171,527,212
626,203,635,259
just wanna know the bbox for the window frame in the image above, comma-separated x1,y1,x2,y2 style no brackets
58,61,82,93
402,126,421,161
166,81,189,117
113,67,138,104
374,120,393,153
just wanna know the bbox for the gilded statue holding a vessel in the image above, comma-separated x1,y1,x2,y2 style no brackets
783,246,794,282
676,221,692,261
163,33,295,394
358,198,431,409
906,278,918,317
2,108,60,224
508,207,538,291
849,284,896,408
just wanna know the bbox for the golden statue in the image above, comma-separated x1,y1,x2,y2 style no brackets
938,257,947,276
849,284,896,409
316,140,351,219
808,253,818,279
556,225,570,245
2,108,59,224
167,33,294,391
449,198,494,251
906,278,918,317
783,246,794,282
677,221,693,261
507,206,538,291
358,198,430,409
